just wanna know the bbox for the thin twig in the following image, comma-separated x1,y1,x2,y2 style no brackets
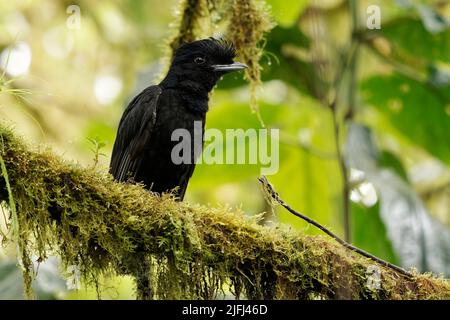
258,175,414,279
308,1,357,242
330,101,351,242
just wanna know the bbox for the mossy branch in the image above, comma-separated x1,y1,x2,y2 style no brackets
0,125,449,300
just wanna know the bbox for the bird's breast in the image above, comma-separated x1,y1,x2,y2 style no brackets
135,93,206,194
145,91,206,161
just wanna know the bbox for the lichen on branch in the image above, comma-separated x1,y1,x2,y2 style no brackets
0,124,449,300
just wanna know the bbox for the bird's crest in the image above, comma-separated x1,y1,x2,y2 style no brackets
175,38,237,62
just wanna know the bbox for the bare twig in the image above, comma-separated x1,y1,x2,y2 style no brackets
258,175,413,279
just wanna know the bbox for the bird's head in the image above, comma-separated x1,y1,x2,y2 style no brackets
161,38,247,92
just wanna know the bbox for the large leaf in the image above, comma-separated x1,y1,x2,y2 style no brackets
346,122,450,275
395,0,450,34
381,17,450,64
188,93,343,235
361,73,450,164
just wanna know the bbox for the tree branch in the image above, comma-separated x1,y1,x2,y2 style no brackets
0,124,449,300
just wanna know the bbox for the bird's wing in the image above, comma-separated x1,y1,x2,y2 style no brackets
110,85,162,181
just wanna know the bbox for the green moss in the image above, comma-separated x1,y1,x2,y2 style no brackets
166,0,274,126
226,0,274,126
0,124,449,300
168,0,209,53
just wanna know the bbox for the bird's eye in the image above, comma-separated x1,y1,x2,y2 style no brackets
194,57,206,64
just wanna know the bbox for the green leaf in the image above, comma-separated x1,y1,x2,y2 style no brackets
188,95,342,236
416,4,450,34
361,73,450,164
261,25,319,98
395,1,450,34
351,202,399,264
188,101,276,188
381,17,450,63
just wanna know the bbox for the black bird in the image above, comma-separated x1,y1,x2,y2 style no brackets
110,38,247,200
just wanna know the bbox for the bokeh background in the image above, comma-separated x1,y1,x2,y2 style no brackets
0,0,449,299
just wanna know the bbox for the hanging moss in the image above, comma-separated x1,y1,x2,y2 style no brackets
0,124,449,300
166,0,274,126
168,0,209,53
225,0,274,126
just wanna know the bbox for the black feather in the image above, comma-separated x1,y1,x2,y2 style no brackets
174,37,236,64
110,38,244,200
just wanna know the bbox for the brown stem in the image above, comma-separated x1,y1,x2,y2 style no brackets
330,102,351,242
258,175,413,279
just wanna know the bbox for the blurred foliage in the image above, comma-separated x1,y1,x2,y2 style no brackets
0,257,66,299
0,0,449,299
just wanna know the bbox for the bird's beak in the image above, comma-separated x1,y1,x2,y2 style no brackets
212,62,248,73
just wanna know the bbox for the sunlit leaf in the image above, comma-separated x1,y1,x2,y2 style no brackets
188,94,342,235
266,0,308,26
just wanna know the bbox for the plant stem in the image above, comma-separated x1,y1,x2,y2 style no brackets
330,103,351,242
332,0,360,243
348,0,360,119
258,176,413,279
